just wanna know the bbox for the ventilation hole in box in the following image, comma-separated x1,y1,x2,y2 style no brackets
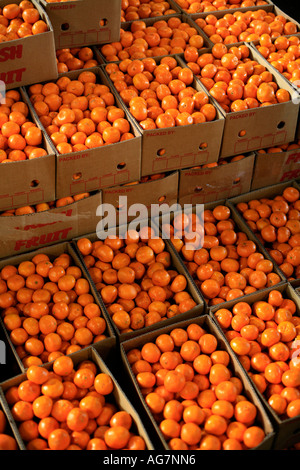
238,130,247,137
61,23,70,31
100,18,108,27
277,121,286,129
233,178,241,185
30,179,40,188
116,204,125,212
73,172,82,181
199,143,208,151
157,148,166,157
117,162,126,170
194,186,203,193
158,195,166,203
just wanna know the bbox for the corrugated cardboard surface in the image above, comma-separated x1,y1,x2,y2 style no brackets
0,241,116,373
23,67,142,199
102,171,179,224
0,344,155,450
210,282,300,450
120,313,276,450
0,88,56,212
0,0,57,90
38,0,122,48
0,191,102,259
178,153,255,205
251,148,300,190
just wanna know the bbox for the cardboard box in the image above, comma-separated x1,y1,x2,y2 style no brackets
186,2,300,47
120,313,276,450
216,43,300,158
160,199,286,308
0,191,102,259
102,171,179,225
178,153,255,205
102,55,225,177
0,241,116,373
210,282,300,450
227,180,300,280
0,0,57,90
95,13,213,64
175,0,274,14
251,33,300,94
121,0,181,22
0,344,155,450
24,67,142,199
251,146,300,190
0,88,56,212
37,0,122,49
73,222,205,342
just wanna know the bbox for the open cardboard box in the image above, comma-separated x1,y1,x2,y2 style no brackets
72,221,205,343
159,199,286,309
120,313,276,450
0,87,56,212
0,241,116,373
227,179,300,281
251,146,300,190
178,152,255,205
0,191,102,259
101,55,225,177
0,0,57,90
24,67,142,199
175,0,274,15
210,282,300,450
102,171,179,225
250,33,300,93
210,43,300,158
185,2,300,48
37,0,122,49
95,13,213,65
250,33,300,143
0,344,155,450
